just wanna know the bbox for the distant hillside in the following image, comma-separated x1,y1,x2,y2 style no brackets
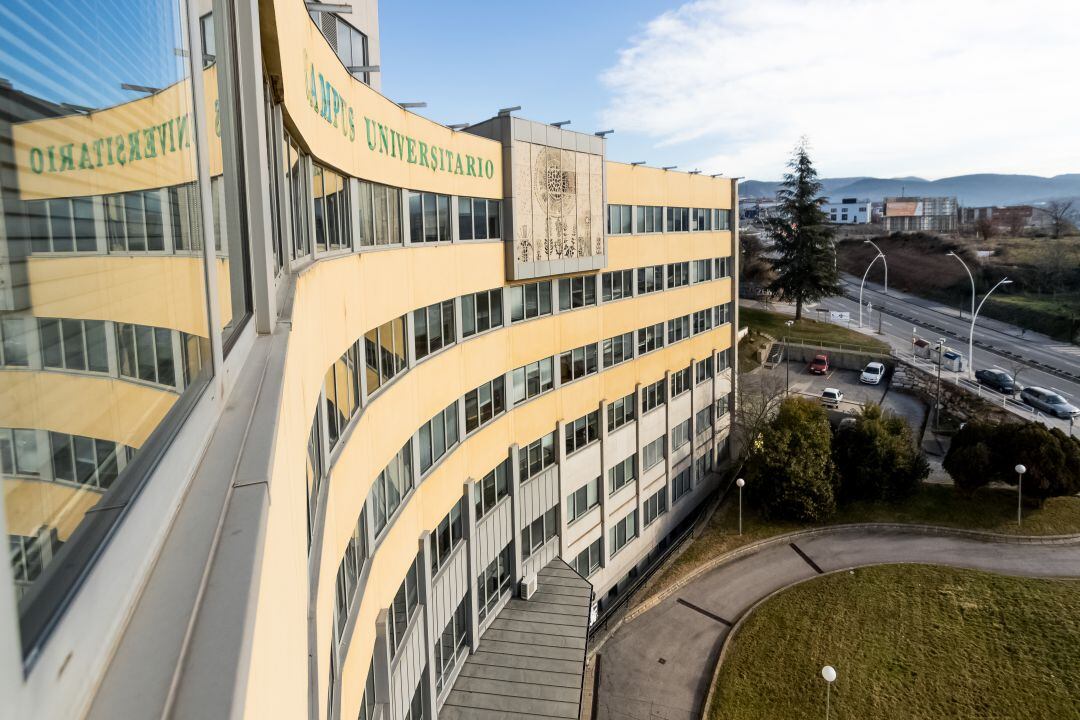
740,173,1080,207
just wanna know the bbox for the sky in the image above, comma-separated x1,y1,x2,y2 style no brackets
381,0,1080,181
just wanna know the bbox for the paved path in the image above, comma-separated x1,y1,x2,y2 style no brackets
594,527,1080,720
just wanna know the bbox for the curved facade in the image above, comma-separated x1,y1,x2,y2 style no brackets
0,2,738,719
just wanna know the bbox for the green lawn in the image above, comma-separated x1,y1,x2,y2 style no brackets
740,306,891,354
708,565,1080,720
633,485,1080,610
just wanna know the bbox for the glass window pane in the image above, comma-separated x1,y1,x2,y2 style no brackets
458,198,473,241
48,199,74,252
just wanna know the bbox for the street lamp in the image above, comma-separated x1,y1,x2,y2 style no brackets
822,665,837,720
859,252,883,328
864,239,888,296
1015,464,1026,526
966,277,1014,378
736,478,745,535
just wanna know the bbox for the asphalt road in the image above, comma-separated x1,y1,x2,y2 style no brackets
593,528,1080,720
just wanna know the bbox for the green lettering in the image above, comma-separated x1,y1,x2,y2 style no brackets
319,76,332,121
78,143,93,169
93,139,104,167
331,87,341,127
59,144,75,171
127,131,142,162
177,114,190,148
348,108,355,141
484,159,494,179
143,128,157,159
418,141,429,168
407,137,416,164
466,155,476,177
168,118,176,152
309,64,318,110
29,147,44,174
47,146,56,172
364,117,377,150
454,153,463,175
378,123,389,154
106,136,114,165
156,122,168,156
116,135,126,166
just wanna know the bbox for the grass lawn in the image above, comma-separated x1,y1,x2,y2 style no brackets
740,306,890,354
708,565,1080,720
632,485,1080,610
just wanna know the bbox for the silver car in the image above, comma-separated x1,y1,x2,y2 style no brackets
1019,386,1080,419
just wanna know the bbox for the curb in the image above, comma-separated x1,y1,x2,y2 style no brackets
607,523,1080,645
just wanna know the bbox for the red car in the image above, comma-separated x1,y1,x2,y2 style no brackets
808,354,829,375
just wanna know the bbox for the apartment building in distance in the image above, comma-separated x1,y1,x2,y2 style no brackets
884,195,959,233
0,1,738,719
823,197,871,224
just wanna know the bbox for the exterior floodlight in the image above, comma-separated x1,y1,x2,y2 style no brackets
399,102,427,109
121,83,161,95
631,161,646,166
62,103,95,115
497,106,521,116
710,173,724,177
551,120,571,127
662,166,677,171
594,129,614,137
689,169,701,175
305,2,352,12
447,123,469,130
348,65,380,74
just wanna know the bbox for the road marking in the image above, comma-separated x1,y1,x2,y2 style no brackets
789,543,824,574
676,598,733,626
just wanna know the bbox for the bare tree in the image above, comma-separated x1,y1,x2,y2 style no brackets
1034,239,1070,296
974,217,996,241
731,371,787,468
1006,211,1026,238
1041,200,1077,239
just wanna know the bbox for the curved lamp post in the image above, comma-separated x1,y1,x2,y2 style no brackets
864,239,888,296
947,252,976,377
970,277,1013,377
859,253,884,328
1016,464,1026,526
822,665,837,720
736,478,745,535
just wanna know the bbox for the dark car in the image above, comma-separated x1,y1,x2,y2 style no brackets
1019,386,1080,419
808,354,829,375
974,368,1014,394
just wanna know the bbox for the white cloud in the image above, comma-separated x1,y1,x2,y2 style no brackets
600,0,1080,179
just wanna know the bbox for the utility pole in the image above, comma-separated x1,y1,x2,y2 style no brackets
785,337,790,395
933,338,945,429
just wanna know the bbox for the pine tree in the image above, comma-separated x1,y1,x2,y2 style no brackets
765,139,842,320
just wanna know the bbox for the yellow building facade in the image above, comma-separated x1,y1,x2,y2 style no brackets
0,1,738,719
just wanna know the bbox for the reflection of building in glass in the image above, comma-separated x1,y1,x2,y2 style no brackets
1,2,738,719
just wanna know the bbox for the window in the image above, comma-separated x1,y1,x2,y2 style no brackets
559,343,598,384
434,595,470,693
601,270,634,302
418,402,459,474
511,357,554,405
717,347,732,371
324,341,361,451
459,197,501,240
117,323,179,388
637,265,663,295
312,163,351,252
461,289,503,337
509,281,552,322
464,376,506,434
607,393,636,433
431,498,465,576
714,303,732,327
643,486,668,527
25,197,97,253
692,258,714,283
0,317,29,367
359,661,377,720
521,506,558,559
572,537,604,577
602,332,634,368
696,356,715,384
692,309,713,335
666,262,689,288
672,467,692,503
389,554,422,656
43,431,128,489
608,453,636,495
369,441,414,537
564,411,599,455
333,509,368,641
477,542,513,622
641,378,666,414
642,435,665,471
285,134,311,258
716,394,730,418
558,275,597,311
715,209,732,230
671,366,691,397
38,318,108,374
609,509,638,556
667,315,690,344
413,299,456,360
715,257,732,278
672,419,692,451
519,431,556,481
356,180,402,246
566,476,601,523
305,417,323,550
665,206,689,232
403,677,425,720
639,205,664,233
696,405,714,434
637,323,664,355
408,191,452,243
363,316,407,396
104,190,166,252
475,460,510,520
607,204,632,234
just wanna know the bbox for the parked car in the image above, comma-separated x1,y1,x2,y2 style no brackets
1019,386,1080,418
808,354,829,375
821,387,844,408
974,368,1014,394
859,362,886,385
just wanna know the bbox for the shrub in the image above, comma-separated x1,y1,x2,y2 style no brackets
834,404,930,501
747,397,838,522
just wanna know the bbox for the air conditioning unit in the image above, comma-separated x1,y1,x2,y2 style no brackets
520,574,538,600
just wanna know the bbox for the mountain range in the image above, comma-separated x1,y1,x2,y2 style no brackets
739,173,1080,207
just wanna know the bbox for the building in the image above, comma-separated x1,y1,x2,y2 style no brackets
823,197,871,224
0,2,738,719
883,196,958,233
959,204,1054,234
